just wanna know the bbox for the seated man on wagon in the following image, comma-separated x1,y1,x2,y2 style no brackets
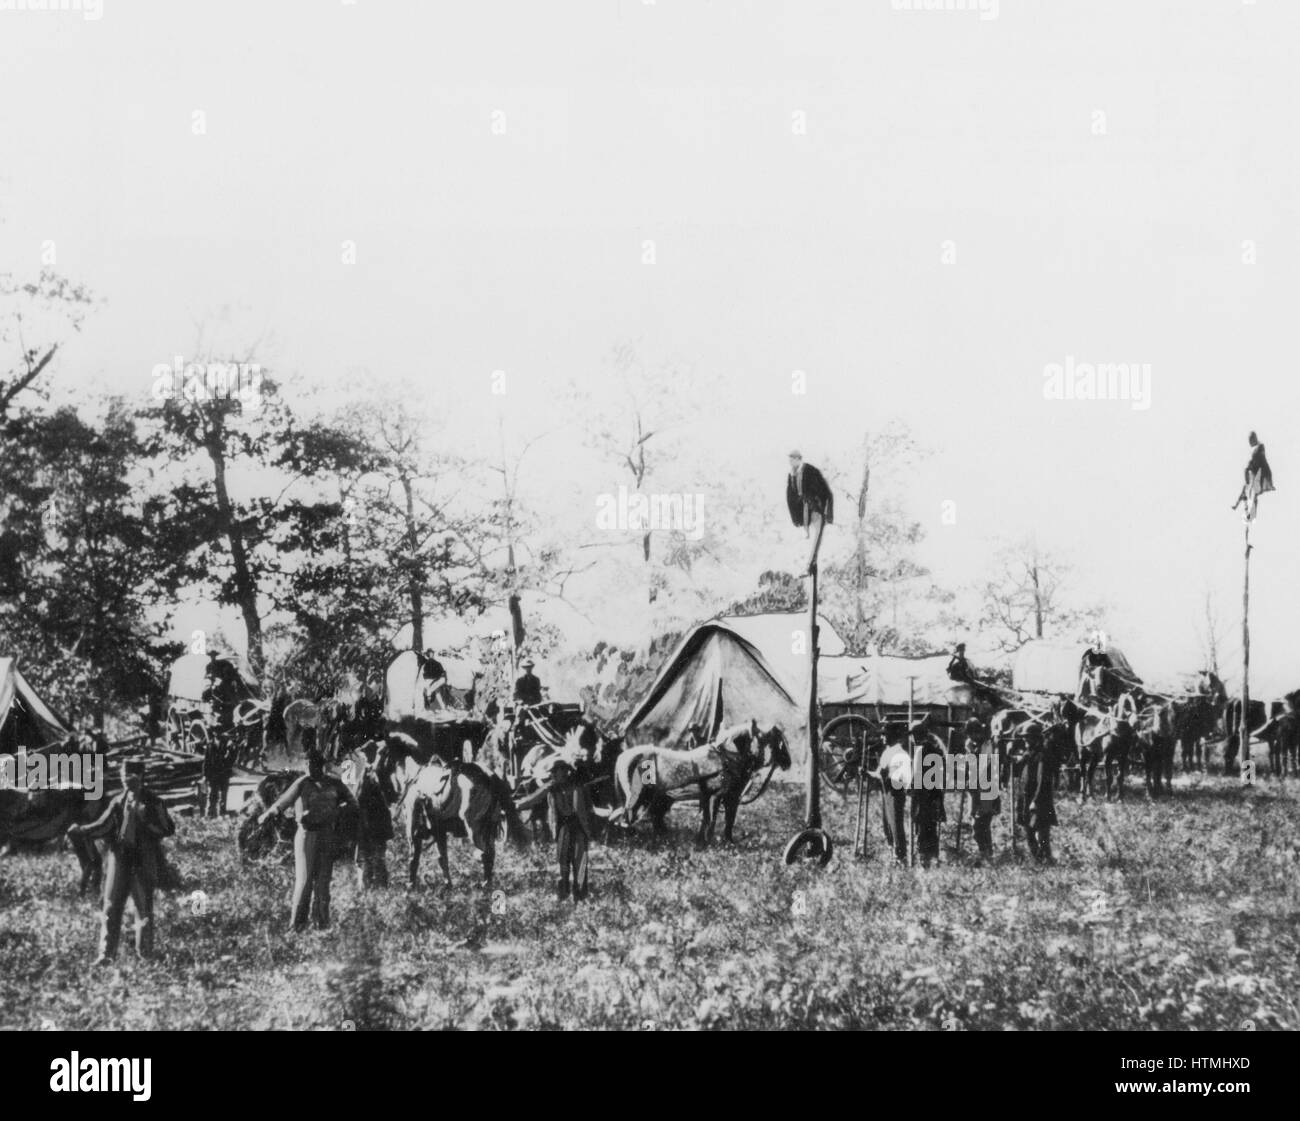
513,658,544,708
418,648,452,711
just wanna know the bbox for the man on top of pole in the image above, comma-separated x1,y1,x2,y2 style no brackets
786,450,834,575
1231,430,1275,519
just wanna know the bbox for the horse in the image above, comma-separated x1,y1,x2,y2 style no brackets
374,732,527,889
1172,690,1222,772
1075,702,1137,802
514,719,625,827
613,721,791,846
1135,700,1176,797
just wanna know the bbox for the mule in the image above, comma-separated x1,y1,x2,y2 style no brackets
613,721,791,846
376,732,527,889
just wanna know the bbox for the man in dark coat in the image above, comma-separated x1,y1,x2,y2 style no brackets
1014,724,1057,863
514,658,543,707
946,643,1002,708
1232,431,1275,517
202,730,240,817
786,451,834,575
963,717,1003,863
69,759,176,964
909,716,947,868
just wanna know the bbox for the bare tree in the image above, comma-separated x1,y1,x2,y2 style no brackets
1195,588,1224,678
977,537,1102,652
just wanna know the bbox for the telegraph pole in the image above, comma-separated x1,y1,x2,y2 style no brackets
1241,516,1253,784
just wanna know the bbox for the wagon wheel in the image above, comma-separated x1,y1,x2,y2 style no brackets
165,706,186,751
784,827,833,867
186,718,211,755
818,713,882,798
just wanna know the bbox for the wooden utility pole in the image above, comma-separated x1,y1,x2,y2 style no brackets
784,530,832,867
805,562,822,833
1241,517,1253,784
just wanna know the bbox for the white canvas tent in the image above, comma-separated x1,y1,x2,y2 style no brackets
0,658,71,752
623,612,845,768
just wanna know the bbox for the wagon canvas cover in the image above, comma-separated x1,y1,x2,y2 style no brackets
1012,639,1140,695
818,653,972,709
166,652,258,703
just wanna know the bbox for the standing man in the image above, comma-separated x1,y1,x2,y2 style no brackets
202,729,239,818
962,717,1002,863
514,658,543,707
1014,724,1057,864
351,744,393,889
69,759,176,966
258,749,358,931
877,725,911,865
785,451,834,575
547,756,596,902
909,715,947,869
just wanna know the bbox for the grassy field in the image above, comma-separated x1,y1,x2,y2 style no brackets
2,772,1298,1031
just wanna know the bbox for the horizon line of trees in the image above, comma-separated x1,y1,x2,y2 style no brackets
1,271,1111,730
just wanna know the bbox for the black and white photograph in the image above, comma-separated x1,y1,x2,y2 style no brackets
0,0,1295,1063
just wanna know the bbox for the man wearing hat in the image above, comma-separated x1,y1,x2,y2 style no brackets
909,714,947,868
69,758,176,965
785,451,834,575
513,658,543,707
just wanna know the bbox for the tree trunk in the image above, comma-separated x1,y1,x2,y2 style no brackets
1031,559,1044,639
205,421,264,679
402,474,424,652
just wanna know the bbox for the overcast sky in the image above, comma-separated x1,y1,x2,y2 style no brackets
3,1,1298,693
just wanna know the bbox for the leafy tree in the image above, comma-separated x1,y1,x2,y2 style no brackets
143,362,364,680
0,404,170,726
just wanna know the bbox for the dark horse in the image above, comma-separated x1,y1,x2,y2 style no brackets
1135,700,1176,798
1171,672,1226,772
614,721,792,845
1075,703,1137,802
375,732,527,889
